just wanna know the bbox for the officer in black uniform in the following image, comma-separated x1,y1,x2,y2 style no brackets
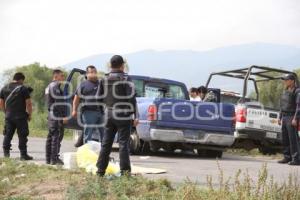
45,69,67,165
278,73,300,165
0,72,33,160
96,55,139,176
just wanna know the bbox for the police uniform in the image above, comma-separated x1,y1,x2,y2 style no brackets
96,70,138,176
0,82,32,160
45,81,66,164
279,74,300,165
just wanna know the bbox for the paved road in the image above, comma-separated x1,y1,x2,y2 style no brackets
1,136,299,186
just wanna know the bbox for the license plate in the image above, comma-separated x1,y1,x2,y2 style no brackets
266,132,277,139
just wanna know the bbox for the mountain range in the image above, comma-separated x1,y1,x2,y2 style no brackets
64,43,300,92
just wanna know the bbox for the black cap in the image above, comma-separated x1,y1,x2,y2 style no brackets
198,86,208,93
110,55,125,68
281,73,296,81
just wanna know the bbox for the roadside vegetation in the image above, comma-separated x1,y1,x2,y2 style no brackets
226,148,282,159
1,158,299,200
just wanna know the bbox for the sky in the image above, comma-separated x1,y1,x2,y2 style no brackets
0,0,300,70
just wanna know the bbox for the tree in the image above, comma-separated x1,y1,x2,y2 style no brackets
2,63,63,112
256,68,300,109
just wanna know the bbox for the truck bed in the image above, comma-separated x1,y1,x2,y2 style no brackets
136,97,236,147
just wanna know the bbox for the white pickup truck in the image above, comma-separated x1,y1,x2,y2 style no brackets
206,66,298,154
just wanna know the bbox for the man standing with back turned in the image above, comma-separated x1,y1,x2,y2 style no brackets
278,73,300,165
0,72,33,160
96,55,139,176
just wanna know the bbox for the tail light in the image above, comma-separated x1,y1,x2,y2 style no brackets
147,105,157,121
236,107,247,123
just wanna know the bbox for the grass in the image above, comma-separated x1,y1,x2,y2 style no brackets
226,149,283,159
1,158,300,200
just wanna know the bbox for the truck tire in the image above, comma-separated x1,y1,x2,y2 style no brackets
129,130,151,155
164,143,176,153
129,130,141,155
140,141,151,154
149,142,160,153
197,149,223,158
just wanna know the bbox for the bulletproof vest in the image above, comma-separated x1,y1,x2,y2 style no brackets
103,73,133,115
280,88,297,113
45,81,66,118
3,84,23,109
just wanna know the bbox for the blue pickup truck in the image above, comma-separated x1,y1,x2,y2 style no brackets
64,68,236,158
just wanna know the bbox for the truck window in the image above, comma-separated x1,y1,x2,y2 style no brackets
168,85,186,100
144,84,186,99
132,78,186,100
132,79,144,97
145,85,165,98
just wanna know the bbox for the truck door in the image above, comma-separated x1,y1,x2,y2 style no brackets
63,68,86,130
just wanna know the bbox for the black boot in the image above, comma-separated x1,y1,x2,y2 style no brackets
3,149,10,158
96,170,105,177
20,151,33,161
46,157,51,164
288,160,300,166
51,157,64,165
278,158,291,164
120,170,132,177
74,132,84,148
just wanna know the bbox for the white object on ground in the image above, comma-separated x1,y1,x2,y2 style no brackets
139,156,150,160
63,152,78,169
132,166,167,174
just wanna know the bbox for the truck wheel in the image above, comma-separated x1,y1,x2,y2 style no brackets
197,149,223,158
164,144,176,153
140,141,151,154
149,142,160,153
258,146,278,155
129,130,141,155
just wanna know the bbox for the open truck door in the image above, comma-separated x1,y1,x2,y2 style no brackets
63,68,86,130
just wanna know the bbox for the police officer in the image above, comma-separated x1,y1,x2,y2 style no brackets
45,69,66,165
278,73,300,165
96,55,139,176
0,72,33,160
72,65,104,144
